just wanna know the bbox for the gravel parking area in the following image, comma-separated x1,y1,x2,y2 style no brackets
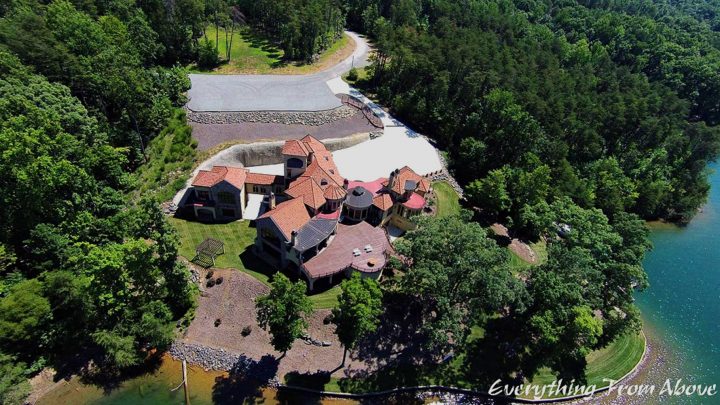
190,111,376,150
180,269,367,378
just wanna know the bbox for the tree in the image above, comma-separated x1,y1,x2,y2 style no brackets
255,274,313,356
198,37,220,68
0,280,51,353
332,273,383,366
395,212,526,351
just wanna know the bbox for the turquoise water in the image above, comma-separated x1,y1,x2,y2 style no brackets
636,164,720,391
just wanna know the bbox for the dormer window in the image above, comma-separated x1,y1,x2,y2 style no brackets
321,179,329,186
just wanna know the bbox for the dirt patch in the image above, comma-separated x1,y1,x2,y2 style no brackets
490,223,538,264
181,269,368,378
190,111,376,151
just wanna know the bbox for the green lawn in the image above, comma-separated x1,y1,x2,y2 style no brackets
169,217,341,309
527,332,645,398
432,181,461,217
195,26,352,75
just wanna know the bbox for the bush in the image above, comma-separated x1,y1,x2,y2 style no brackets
214,319,221,327
241,326,252,336
347,67,359,81
206,278,216,288
197,38,220,69
206,270,214,279
215,276,223,285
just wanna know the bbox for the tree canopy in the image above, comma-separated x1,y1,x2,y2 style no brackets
256,274,314,355
332,273,383,365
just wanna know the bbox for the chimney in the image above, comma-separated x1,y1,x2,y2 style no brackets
388,169,398,190
269,192,276,210
290,230,298,246
343,178,349,190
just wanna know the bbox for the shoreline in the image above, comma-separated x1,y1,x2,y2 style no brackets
31,321,661,404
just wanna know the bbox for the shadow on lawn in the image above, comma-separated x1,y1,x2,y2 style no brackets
212,354,279,404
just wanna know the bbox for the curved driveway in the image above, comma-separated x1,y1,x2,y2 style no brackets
187,31,371,112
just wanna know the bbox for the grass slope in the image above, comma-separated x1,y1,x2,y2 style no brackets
527,332,645,397
195,27,353,75
169,217,340,309
432,181,461,217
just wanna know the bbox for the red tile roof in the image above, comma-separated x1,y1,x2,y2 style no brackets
348,178,387,196
402,192,426,210
245,172,282,185
384,166,430,195
192,166,248,189
257,198,310,241
372,193,393,211
323,184,347,200
282,139,310,156
285,177,327,210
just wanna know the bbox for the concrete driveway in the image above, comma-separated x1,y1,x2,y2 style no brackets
187,31,371,112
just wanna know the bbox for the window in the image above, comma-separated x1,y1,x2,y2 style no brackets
196,190,210,200
321,178,328,186
261,228,279,243
287,157,304,168
218,192,235,204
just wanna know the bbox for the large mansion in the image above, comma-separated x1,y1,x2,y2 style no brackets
183,135,432,290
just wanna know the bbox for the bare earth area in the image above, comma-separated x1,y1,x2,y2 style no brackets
190,111,376,150
181,269,367,378
490,223,538,264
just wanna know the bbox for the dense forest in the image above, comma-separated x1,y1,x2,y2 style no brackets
347,0,720,223
0,0,199,402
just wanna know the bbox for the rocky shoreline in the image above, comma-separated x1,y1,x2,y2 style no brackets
169,341,253,372
187,105,358,126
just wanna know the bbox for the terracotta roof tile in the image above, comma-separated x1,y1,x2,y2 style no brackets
282,139,310,156
385,166,430,195
285,178,327,210
245,172,283,185
372,193,393,211
258,198,310,241
192,166,247,189
323,185,347,200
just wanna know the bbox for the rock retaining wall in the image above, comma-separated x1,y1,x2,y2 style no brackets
187,106,358,126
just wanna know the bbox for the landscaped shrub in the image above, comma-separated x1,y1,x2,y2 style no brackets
206,278,216,287
215,276,223,285
241,326,252,336
198,38,220,69
214,319,221,327
206,270,214,279
347,67,359,81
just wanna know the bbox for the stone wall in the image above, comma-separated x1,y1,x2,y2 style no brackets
187,105,358,126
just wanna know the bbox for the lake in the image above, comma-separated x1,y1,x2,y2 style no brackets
635,163,720,402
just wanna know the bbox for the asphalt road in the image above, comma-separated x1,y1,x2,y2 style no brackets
187,31,371,112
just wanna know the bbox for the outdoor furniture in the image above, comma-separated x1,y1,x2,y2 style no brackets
194,238,225,267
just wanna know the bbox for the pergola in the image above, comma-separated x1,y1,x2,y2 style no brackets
194,238,225,267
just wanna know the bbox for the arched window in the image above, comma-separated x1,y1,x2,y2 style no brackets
321,178,328,186
287,157,304,168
